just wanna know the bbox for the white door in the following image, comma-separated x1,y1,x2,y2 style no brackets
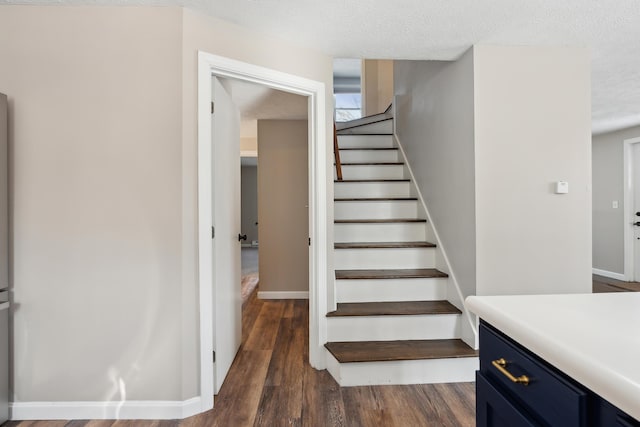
212,77,242,393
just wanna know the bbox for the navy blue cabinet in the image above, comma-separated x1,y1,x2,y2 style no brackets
477,321,639,427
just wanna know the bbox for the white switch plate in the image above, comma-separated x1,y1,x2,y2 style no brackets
613,201,619,209
555,181,569,194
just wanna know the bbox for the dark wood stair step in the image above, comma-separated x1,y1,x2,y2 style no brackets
339,147,398,151
335,241,436,249
327,300,459,317
335,218,426,224
340,162,403,166
335,268,448,280
334,179,410,183
334,197,417,202
325,339,477,363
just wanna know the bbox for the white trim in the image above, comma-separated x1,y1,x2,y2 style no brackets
623,137,640,281
197,52,328,413
592,268,627,281
10,397,202,421
393,128,478,349
258,291,310,299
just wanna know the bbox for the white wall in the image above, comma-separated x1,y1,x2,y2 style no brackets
394,45,592,301
394,50,477,301
257,120,309,294
363,59,394,116
592,125,640,274
0,6,184,402
474,45,592,295
0,4,333,408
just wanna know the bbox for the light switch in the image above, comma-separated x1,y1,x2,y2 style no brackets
613,201,619,209
555,181,569,194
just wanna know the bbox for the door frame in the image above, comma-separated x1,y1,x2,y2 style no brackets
197,51,328,411
623,136,640,281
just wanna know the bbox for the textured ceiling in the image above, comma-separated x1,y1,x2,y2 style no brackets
6,0,640,133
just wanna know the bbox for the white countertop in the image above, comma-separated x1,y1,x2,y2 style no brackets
466,293,640,421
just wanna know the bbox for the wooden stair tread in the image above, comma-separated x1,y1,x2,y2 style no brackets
335,218,427,224
327,300,459,317
334,197,417,201
334,179,410,183
335,241,436,249
335,268,448,280
325,339,478,363
339,147,398,151
340,162,403,165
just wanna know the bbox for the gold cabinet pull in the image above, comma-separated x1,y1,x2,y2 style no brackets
492,358,530,386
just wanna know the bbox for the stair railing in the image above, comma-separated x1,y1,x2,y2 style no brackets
334,122,343,181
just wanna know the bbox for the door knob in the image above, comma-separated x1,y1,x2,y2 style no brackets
238,234,247,242
634,222,640,227
636,212,640,217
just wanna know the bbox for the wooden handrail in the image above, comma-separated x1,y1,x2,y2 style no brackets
333,122,343,181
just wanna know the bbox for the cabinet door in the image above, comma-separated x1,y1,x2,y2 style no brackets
477,372,539,427
595,399,640,427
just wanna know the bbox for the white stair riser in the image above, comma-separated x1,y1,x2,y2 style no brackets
333,222,427,243
337,120,393,135
334,222,426,242
337,164,405,180
336,277,447,303
337,135,394,149
334,247,435,270
334,200,419,220
339,150,399,163
334,181,411,199
327,314,461,341
326,353,478,387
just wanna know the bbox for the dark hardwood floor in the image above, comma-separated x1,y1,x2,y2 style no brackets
592,274,640,293
6,274,639,427
6,289,476,427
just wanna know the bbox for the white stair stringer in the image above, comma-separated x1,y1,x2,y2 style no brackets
392,131,479,350
326,352,479,387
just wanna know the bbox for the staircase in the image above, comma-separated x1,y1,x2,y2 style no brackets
325,114,478,386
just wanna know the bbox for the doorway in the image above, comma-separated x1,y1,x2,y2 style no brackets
241,156,259,302
196,52,329,412
624,136,640,280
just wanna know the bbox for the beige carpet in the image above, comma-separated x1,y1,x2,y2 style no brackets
242,273,259,303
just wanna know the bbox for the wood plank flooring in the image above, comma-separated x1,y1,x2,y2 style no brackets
7,289,476,427
592,274,640,293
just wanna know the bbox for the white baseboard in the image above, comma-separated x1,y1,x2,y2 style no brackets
10,396,202,420
258,291,309,299
592,268,627,281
